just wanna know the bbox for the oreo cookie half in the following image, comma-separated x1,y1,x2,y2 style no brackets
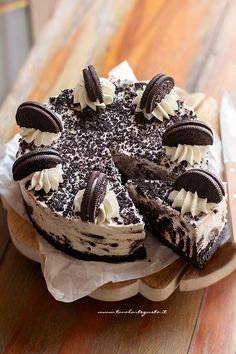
80,171,108,222
140,73,175,113
16,101,63,133
162,120,213,146
12,148,62,181
172,169,225,203
83,65,104,103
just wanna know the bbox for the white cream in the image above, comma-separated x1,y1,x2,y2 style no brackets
73,77,115,111
165,145,208,165
169,188,217,217
74,186,121,224
133,86,179,121
20,127,61,147
21,164,63,194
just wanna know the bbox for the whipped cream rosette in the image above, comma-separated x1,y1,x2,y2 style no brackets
169,169,225,217
133,73,179,121
73,65,115,111
74,170,121,224
12,147,63,194
162,120,214,166
16,101,63,147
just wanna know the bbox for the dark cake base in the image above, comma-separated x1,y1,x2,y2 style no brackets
24,202,146,263
151,223,228,268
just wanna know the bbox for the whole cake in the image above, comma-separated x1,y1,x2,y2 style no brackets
12,65,227,266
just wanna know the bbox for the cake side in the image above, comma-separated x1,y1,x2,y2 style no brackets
127,178,227,268
22,185,146,262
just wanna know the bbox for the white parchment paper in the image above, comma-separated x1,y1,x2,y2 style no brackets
0,62,223,302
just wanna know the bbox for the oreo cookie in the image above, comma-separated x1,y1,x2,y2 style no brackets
12,148,62,181
162,120,213,146
16,101,63,133
83,65,104,103
140,73,175,113
172,169,225,203
80,171,108,222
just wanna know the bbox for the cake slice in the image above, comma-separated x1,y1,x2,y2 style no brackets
128,169,227,268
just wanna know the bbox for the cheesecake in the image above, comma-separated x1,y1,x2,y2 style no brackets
12,66,222,265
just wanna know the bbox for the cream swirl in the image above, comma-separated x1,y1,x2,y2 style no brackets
73,78,115,111
169,188,217,217
165,145,208,165
74,187,121,224
21,164,63,194
133,87,179,121
20,127,61,147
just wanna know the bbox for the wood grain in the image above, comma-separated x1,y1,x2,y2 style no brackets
0,243,205,354
189,270,236,354
194,0,236,102
0,0,135,144
180,241,236,291
102,0,229,87
7,207,38,252
58,291,205,354
195,96,220,135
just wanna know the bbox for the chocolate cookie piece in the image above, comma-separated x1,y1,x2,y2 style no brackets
12,148,62,181
140,74,165,110
16,101,63,133
83,65,104,103
172,169,225,203
162,120,213,146
140,74,175,113
80,171,108,222
88,65,103,103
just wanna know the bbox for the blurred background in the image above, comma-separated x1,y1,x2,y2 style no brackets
0,0,236,143
0,0,56,104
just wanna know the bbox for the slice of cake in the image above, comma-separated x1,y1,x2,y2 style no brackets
128,169,227,268
12,65,218,264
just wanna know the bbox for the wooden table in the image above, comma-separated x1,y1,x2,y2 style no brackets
1,0,236,353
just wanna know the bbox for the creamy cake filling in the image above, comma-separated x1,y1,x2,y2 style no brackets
169,188,217,217
20,164,63,194
133,87,179,121
165,145,209,165
20,128,62,146
74,184,121,224
73,78,115,110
